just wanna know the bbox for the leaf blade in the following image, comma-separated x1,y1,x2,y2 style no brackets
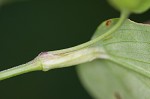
77,19,150,99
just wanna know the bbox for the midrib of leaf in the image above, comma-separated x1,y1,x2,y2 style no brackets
109,53,150,65
109,56,150,79
109,56,150,90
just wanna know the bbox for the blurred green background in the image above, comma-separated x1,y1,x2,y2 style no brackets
0,0,149,99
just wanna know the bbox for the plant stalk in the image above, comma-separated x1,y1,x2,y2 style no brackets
0,10,129,81
0,60,42,81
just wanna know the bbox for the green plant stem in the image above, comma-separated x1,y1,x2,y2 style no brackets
40,47,106,71
0,10,129,81
50,10,129,54
0,60,42,81
0,47,102,81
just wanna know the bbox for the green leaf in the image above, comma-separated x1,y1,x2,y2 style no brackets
108,0,150,13
77,19,150,99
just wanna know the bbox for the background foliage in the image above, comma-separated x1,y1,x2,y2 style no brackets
0,0,149,99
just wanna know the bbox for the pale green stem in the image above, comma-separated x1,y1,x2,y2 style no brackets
50,10,129,54
0,47,103,81
0,60,42,81
39,47,107,71
0,10,129,81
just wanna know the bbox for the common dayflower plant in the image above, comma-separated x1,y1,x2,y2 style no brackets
0,0,150,99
